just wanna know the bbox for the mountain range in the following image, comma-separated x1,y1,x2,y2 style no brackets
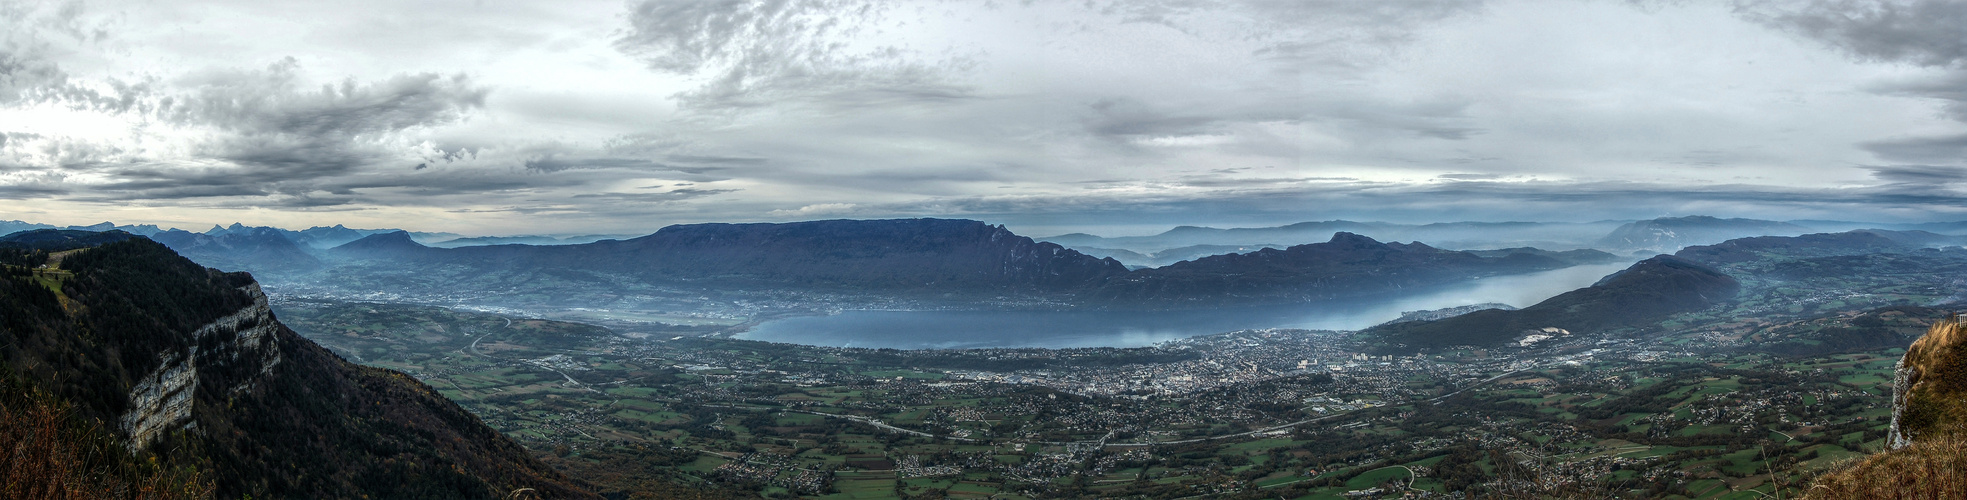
1360,227,1967,352
1087,232,1587,306
7,216,1965,313
1039,216,1967,267
1041,220,1632,255
307,221,1615,308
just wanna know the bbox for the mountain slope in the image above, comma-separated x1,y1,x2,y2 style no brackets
332,219,1132,294
330,229,436,260
0,237,593,498
292,221,1614,309
1365,255,1739,350
572,218,1130,290
1463,247,1623,266
0,228,140,249
1673,230,1914,264
149,227,324,274
1090,232,1577,305
1042,220,1624,252
1596,216,1808,250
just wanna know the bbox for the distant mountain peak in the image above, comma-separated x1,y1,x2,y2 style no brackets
1598,215,1808,250
330,231,429,259
1326,231,1383,246
341,230,420,246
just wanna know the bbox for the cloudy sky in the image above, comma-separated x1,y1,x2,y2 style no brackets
3,0,1966,236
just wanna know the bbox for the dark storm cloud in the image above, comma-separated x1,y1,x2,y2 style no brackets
1865,164,1967,183
1084,98,1221,140
0,49,69,105
523,155,727,174
1100,0,1485,49
1318,97,1482,141
0,179,67,199
0,3,76,106
53,60,492,201
863,177,1967,228
615,0,974,111
1861,133,1967,164
1872,72,1967,122
665,154,767,165
569,188,738,202
160,62,487,138
1743,0,1967,68
1741,1,1967,167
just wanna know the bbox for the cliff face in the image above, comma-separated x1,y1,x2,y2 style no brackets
119,282,282,450
1808,316,1967,499
1889,316,1967,448
149,228,324,275
0,237,593,498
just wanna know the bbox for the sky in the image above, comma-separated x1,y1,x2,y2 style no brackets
3,0,1967,237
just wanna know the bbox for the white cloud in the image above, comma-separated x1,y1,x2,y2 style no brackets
0,0,1964,233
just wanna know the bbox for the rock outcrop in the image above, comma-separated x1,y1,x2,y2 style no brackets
120,283,283,450
0,236,596,498
1888,315,1967,448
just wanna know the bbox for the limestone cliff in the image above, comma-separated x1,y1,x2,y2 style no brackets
1888,315,1967,448
1807,316,1967,499
120,282,282,450
0,235,595,498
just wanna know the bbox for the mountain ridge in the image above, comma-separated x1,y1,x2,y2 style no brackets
1364,255,1740,351
0,235,596,498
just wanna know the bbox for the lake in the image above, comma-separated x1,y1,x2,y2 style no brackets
736,262,1634,349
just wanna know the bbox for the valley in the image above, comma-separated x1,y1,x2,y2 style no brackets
266,232,1962,498
5,217,1966,499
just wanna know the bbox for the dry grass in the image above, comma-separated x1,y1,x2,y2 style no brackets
0,390,211,500
1805,317,1967,499
1898,316,1967,443
1803,431,1967,500
1903,315,1965,378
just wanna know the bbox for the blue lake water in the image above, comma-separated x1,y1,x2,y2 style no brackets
736,262,1633,349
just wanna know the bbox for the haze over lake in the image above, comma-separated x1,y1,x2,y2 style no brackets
739,262,1635,349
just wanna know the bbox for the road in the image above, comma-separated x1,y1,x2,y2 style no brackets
467,316,513,357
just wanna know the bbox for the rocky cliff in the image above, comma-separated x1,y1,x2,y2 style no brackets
119,282,282,450
0,236,594,498
1889,315,1967,448
1806,316,1967,498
